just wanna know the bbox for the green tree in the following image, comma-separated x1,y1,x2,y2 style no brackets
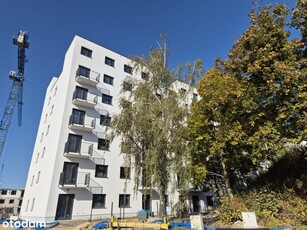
111,35,204,215
189,3,307,198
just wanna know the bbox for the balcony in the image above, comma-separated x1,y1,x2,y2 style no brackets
59,172,103,194
69,116,95,132
72,91,98,109
64,142,93,158
75,68,100,86
59,172,90,188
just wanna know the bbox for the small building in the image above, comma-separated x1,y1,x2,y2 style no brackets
0,188,24,217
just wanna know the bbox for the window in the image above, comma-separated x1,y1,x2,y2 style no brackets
141,72,149,80
35,153,40,163
50,105,54,115
1,190,7,195
74,86,88,100
0,200,4,204
92,194,106,208
81,46,92,58
40,133,44,142
67,134,82,153
9,199,14,204
25,200,29,212
78,65,90,78
41,147,46,158
11,190,17,195
123,82,132,92
18,200,22,206
105,57,115,67
44,114,48,123
71,109,85,125
54,87,57,96
98,138,109,150
95,165,108,178
180,88,186,94
102,94,112,105
165,195,169,206
124,65,132,74
31,198,35,211
48,96,51,105
36,171,41,183
31,175,34,186
46,125,50,135
100,115,111,126
119,194,130,208
103,74,114,85
120,167,131,179
193,93,198,100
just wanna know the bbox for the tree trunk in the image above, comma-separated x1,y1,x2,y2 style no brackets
221,160,234,200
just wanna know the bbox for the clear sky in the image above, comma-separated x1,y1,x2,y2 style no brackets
0,0,297,189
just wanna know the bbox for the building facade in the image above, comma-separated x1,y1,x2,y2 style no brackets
0,189,24,217
20,36,213,222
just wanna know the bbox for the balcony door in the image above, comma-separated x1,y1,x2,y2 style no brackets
71,109,85,125
67,134,82,153
63,162,79,185
55,194,75,220
75,86,88,100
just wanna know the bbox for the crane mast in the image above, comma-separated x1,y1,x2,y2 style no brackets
0,31,30,157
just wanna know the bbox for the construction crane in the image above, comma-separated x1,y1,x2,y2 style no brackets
0,31,30,157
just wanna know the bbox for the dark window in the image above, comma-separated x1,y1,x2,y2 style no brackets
81,47,92,58
9,199,14,204
193,93,198,100
207,196,214,206
18,200,22,206
100,115,111,126
141,72,149,80
120,167,131,179
105,57,115,67
119,194,130,208
98,138,109,150
102,94,112,105
0,200,4,204
103,74,114,85
11,190,17,195
78,66,90,78
74,86,88,100
1,190,7,195
180,88,187,93
67,134,82,153
92,194,106,208
71,109,85,125
165,195,169,206
95,165,108,178
124,65,133,74
123,82,132,92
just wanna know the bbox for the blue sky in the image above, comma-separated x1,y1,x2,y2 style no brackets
0,0,298,188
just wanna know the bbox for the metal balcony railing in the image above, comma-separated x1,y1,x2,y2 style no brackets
69,115,95,132
72,91,98,108
64,141,93,158
75,68,100,86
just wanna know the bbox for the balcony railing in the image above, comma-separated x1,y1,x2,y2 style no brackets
59,172,103,194
75,68,100,86
64,142,93,158
59,172,90,188
72,91,98,108
69,116,95,132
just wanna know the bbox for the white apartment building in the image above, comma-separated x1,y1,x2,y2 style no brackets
20,36,213,222
0,188,24,217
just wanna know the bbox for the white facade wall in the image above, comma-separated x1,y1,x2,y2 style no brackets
20,36,211,222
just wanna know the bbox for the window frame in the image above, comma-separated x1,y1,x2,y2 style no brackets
120,167,131,179
105,57,115,67
102,94,113,105
81,46,93,58
95,165,108,178
100,115,111,126
124,65,133,74
98,138,110,150
103,74,114,85
119,194,130,208
92,194,106,209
